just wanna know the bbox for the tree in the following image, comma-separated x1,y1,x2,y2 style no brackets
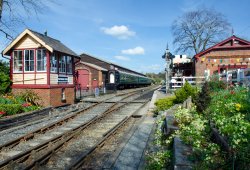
0,60,11,94
171,8,231,55
0,0,51,40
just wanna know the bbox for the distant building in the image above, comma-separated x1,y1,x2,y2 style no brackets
3,29,79,107
172,55,194,77
194,35,250,77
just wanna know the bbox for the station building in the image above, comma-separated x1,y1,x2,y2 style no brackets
194,35,250,77
3,29,79,107
75,61,107,91
78,53,146,91
172,55,194,77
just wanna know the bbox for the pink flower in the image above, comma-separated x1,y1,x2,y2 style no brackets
22,103,31,107
0,111,6,115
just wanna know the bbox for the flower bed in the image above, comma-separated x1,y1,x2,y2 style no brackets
148,81,250,169
0,91,41,118
170,84,250,169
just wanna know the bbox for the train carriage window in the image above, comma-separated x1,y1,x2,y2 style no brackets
110,73,115,83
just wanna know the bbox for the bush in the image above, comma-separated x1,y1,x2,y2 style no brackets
0,72,11,94
0,104,23,115
19,90,41,106
208,75,226,91
155,96,176,112
193,81,211,114
174,81,197,103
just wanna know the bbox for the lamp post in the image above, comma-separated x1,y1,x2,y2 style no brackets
162,45,174,93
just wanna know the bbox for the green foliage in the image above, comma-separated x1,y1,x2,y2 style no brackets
154,96,176,112
145,72,165,84
206,86,250,168
0,93,41,117
0,104,23,115
146,151,171,170
193,81,211,113
207,75,226,92
0,60,9,74
146,116,172,169
173,106,226,168
0,60,11,94
174,81,197,103
19,90,41,106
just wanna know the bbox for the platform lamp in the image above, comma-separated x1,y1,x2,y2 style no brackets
162,44,174,93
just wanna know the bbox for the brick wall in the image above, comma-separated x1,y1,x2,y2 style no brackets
195,50,250,77
12,87,75,107
50,87,75,107
75,63,104,90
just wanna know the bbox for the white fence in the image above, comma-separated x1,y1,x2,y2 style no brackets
219,68,250,86
170,76,205,89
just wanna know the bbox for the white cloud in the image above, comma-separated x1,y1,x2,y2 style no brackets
114,55,130,61
101,25,135,39
121,46,145,55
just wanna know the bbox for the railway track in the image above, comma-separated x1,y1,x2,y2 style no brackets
0,86,154,146
0,86,156,169
0,87,148,132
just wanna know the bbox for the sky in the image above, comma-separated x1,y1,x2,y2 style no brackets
1,0,250,73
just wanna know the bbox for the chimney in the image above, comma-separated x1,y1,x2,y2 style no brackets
44,30,47,36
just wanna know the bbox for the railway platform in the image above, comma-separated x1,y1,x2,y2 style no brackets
112,87,166,169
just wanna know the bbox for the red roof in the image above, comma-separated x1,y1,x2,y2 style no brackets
194,35,250,59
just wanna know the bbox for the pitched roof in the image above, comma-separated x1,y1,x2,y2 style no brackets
3,29,78,57
194,35,250,58
76,61,108,71
80,52,146,77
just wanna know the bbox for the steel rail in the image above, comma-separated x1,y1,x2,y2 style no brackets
0,88,153,169
0,89,142,153
68,99,150,170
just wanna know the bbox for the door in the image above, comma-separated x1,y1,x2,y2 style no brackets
77,69,90,89
92,79,98,89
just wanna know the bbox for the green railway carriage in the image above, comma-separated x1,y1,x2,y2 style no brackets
107,70,151,89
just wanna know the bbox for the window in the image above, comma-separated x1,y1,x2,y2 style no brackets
61,88,66,102
110,73,115,83
13,50,23,72
66,56,72,74
24,50,34,71
36,49,46,71
59,56,66,73
50,53,57,72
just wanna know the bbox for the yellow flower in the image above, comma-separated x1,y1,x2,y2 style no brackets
235,103,241,111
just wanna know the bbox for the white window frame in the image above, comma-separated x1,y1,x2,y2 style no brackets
66,56,72,74
50,53,58,73
36,49,46,72
59,56,66,73
13,50,23,73
24,49,35,72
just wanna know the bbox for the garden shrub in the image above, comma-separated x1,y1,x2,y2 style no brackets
154,96,176,112
19,90,41,106
0,72,11,94
174,81,197,103
207,75,226,91
146,116,172,170
0,60,11,94
0,104,23,115
193,81,211,114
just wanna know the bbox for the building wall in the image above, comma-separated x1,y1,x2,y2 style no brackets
75,63,104,90
14,35,40,49
195,49,250,77
12,87,75,107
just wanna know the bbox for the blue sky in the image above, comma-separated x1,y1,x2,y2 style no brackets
1,0,250,73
